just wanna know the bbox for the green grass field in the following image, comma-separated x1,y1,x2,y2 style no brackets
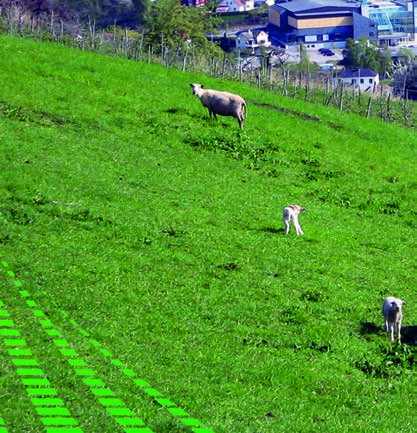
1,34,417,433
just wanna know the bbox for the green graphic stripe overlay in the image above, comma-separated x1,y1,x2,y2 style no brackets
0,300,84,433
0,416,9,433
62,321,214,431
1,261,153,433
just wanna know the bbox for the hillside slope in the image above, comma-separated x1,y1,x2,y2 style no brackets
1,35,417,433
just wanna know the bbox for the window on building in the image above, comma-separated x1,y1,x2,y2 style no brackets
351,79,356,84
360,79,364,84
369,79,373,83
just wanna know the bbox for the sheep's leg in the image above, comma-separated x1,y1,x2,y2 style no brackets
397,319,402,341
389,325,394,342
284,220,290,234
238,114,244,129
294,217,304,236
295,223,304,235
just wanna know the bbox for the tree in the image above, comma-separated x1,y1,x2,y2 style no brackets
298,42,314,72
343,37,363,66
145,0,221,63
379,46,392,74
342,37,392,75
397,47,414,66
132,0,148,25
392,64,417,99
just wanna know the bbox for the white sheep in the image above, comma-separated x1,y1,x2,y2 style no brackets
283,205,306,235
190,83,247,129
382,296,406,342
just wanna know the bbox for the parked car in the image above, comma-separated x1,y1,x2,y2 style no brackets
323,50,335,56
320,64,334,71
318,48,329,53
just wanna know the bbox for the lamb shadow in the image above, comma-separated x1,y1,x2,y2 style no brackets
401,325,417,346
304,238,319,243
359,321,383,336
260,227,284,234
359,322,417,345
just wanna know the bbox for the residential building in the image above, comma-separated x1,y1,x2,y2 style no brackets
216,0,255,13
236,29,271,50
336,67,379,91
182,0,206,6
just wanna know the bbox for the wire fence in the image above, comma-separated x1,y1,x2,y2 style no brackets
1,5,416,129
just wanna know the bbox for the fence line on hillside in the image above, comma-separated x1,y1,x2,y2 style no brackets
1,12,416,129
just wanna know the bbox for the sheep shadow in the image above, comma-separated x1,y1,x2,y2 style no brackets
260,227,285,234
259,227,317,241
401,326,417,346
360,322,417,345
165,107,188,116
359,321,383,336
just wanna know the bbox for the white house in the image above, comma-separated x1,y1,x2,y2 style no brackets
236,29,271,50
216,0,254,13
335,68,379,92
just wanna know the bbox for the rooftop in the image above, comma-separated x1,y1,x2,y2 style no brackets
337,67,378,78
272,0,408,13
273,0,361,13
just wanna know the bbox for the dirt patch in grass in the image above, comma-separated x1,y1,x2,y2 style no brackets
252,101,321,122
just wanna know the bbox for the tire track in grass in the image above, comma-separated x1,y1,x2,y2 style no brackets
0,299,84,433
1,261,153,433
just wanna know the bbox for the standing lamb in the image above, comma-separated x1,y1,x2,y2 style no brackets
283,205,306,236
190,83,246,129
382,296,406,342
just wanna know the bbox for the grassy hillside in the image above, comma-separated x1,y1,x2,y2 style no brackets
1,34,417,433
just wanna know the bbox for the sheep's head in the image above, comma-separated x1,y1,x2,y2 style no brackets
391,299,406,312
291,205,306,213
391,301,401,312
190,83,204,96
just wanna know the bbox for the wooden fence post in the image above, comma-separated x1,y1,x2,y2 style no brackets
366,97,372,118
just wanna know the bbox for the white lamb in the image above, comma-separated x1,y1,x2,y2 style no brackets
382,297,406,342
283,205,306,235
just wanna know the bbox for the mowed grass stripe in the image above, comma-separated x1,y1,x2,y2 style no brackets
1,261,154,433
0,299,83,432
64,312,214,432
